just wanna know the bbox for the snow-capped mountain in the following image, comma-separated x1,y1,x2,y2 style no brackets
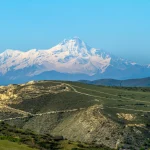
0,37,150,84
0,37,111,76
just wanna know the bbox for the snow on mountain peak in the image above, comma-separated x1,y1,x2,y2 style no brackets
61,37,84,45
0,49,22,56
49,37,92,60
0,37,140,77
60,37,90,52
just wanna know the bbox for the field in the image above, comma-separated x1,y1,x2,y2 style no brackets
67,81,150,124
0,140,37,150
0,139,111,150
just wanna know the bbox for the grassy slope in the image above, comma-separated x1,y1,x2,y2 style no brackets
67,81,150,124
0,140,110,150
2,81,150,149
0,122,113,150
10,80,150,125
0,140,37,150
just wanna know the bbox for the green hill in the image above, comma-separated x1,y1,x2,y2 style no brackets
80,77,150,87
0,122,112,150
0,80,150,149
0,140,37,150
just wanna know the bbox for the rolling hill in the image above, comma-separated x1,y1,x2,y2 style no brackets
80,77,150,87
0,122,111,150
0,80,150,149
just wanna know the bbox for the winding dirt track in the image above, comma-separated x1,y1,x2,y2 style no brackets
1,81,150,122
0,108,85,122
69,84,150,104
105,106,150,113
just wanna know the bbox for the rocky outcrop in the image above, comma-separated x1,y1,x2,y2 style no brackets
51,105,122,149
4,104,150,149
117,113,136,121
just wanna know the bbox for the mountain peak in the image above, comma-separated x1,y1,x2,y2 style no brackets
0,49,22,57
59,37,91,53
72,36,82,41
0,37,149,81
61,37,84,45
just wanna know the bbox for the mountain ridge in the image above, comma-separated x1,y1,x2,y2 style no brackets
79,77,150,87
0,37,150,84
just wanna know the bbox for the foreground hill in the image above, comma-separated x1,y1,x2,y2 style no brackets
0,80,150,149
0,122,110,150
80,77,150,87
0,37,150,84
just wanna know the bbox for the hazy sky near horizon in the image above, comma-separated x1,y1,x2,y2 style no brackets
0,0,150,64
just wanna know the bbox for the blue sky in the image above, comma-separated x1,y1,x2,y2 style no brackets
0,0,150,64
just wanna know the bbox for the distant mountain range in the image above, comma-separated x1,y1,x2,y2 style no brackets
80,77,150,87
0,37,150,85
